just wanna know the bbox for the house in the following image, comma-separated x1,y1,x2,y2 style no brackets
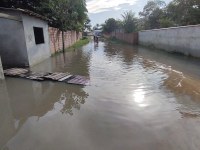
0,7,51,67
93,29,102,37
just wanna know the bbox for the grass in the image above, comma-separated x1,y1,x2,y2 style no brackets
51,37,90,56
66,37,90,51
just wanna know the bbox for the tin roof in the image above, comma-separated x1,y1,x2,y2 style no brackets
0,7,50,21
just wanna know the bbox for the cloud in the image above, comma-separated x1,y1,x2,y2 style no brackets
87,0,138,14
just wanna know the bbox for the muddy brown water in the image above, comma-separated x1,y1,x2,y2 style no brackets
1,40,200,150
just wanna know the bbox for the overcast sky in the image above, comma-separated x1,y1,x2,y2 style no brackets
86,0,172,26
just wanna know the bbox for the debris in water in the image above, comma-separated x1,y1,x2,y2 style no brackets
4,68,28,76
3,68,90,86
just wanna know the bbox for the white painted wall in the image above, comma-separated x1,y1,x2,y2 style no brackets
22,15,51,66
0,57,4,80
139,25,200,58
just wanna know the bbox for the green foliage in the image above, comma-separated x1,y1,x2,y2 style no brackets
40,0,87,31
159,18,175,28
66,37,90,51
122,11,137,33
0,0,42,11
102,18,119,33
84,17,92,31
139,0,200,30
166,0,200,26
139,0,166,29
93,24,102,30
0,0,88,32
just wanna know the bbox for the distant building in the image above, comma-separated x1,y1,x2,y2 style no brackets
93,30,102,37
0,7,51,67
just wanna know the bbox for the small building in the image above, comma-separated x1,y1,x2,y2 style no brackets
93,29,102,37
0,7,51,67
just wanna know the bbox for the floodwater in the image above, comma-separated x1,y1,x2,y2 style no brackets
1,40,200,150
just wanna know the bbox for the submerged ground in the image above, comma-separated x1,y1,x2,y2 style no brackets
1,40,200,150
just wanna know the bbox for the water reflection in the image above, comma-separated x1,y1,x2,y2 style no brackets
0,78,88,149
133,88,147,108
103,40,200,117
31,47,91,76
58,87,89,116
2,40,200,149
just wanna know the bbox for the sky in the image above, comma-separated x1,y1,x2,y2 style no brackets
86,0,172,27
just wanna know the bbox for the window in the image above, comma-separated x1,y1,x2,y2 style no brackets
33,27,45,44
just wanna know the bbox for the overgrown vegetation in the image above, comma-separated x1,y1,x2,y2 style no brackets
102,0,200,33
66,37,90,51
51,37,90,56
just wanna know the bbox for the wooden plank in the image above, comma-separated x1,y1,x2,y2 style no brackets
58,75,73,82
4,68,28,76
67,75,90,86
4,68,90,86
25,72,50,81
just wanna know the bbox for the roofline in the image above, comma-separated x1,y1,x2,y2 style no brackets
0,7,50,21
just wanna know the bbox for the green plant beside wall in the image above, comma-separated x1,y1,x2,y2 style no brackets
51,37,90,56
66,37,90,51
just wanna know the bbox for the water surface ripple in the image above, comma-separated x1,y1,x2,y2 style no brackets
1,41,200,150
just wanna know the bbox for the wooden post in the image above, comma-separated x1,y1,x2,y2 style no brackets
62,30,65,53
0,56,4,80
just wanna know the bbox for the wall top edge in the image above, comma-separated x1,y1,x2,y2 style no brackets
139,24,200,32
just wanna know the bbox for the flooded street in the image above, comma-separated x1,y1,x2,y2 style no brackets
1,40,200,150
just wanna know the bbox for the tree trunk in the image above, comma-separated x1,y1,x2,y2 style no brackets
62,30,65,53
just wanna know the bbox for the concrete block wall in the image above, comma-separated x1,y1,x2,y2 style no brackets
139,25,200,58
49,27,82,54
110,32,138,45
0,57,4,80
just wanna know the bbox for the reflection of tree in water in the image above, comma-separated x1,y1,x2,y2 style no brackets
104,42,137,67
51,47,91,76
58,87,89,116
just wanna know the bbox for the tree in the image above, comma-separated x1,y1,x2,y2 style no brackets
166,0,200,26
139,0,166,29
122,11,137,33
93,24,102,30
40,0,87,51
84,17,92,31
0,0,42,11
102,18,119,33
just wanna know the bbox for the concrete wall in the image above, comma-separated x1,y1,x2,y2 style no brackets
49,27,82,54
139,25,200,57
0,11,29,67
22,15,51,66
111,32,138,45
0,57,4,79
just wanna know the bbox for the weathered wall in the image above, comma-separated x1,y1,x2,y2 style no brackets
49,27,82,54
0,11,29,67
139,25,200,57
109,32,138,45
0,57,4,79
22,15,51,66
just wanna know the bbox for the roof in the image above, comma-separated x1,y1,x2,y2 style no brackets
0,7,50,21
